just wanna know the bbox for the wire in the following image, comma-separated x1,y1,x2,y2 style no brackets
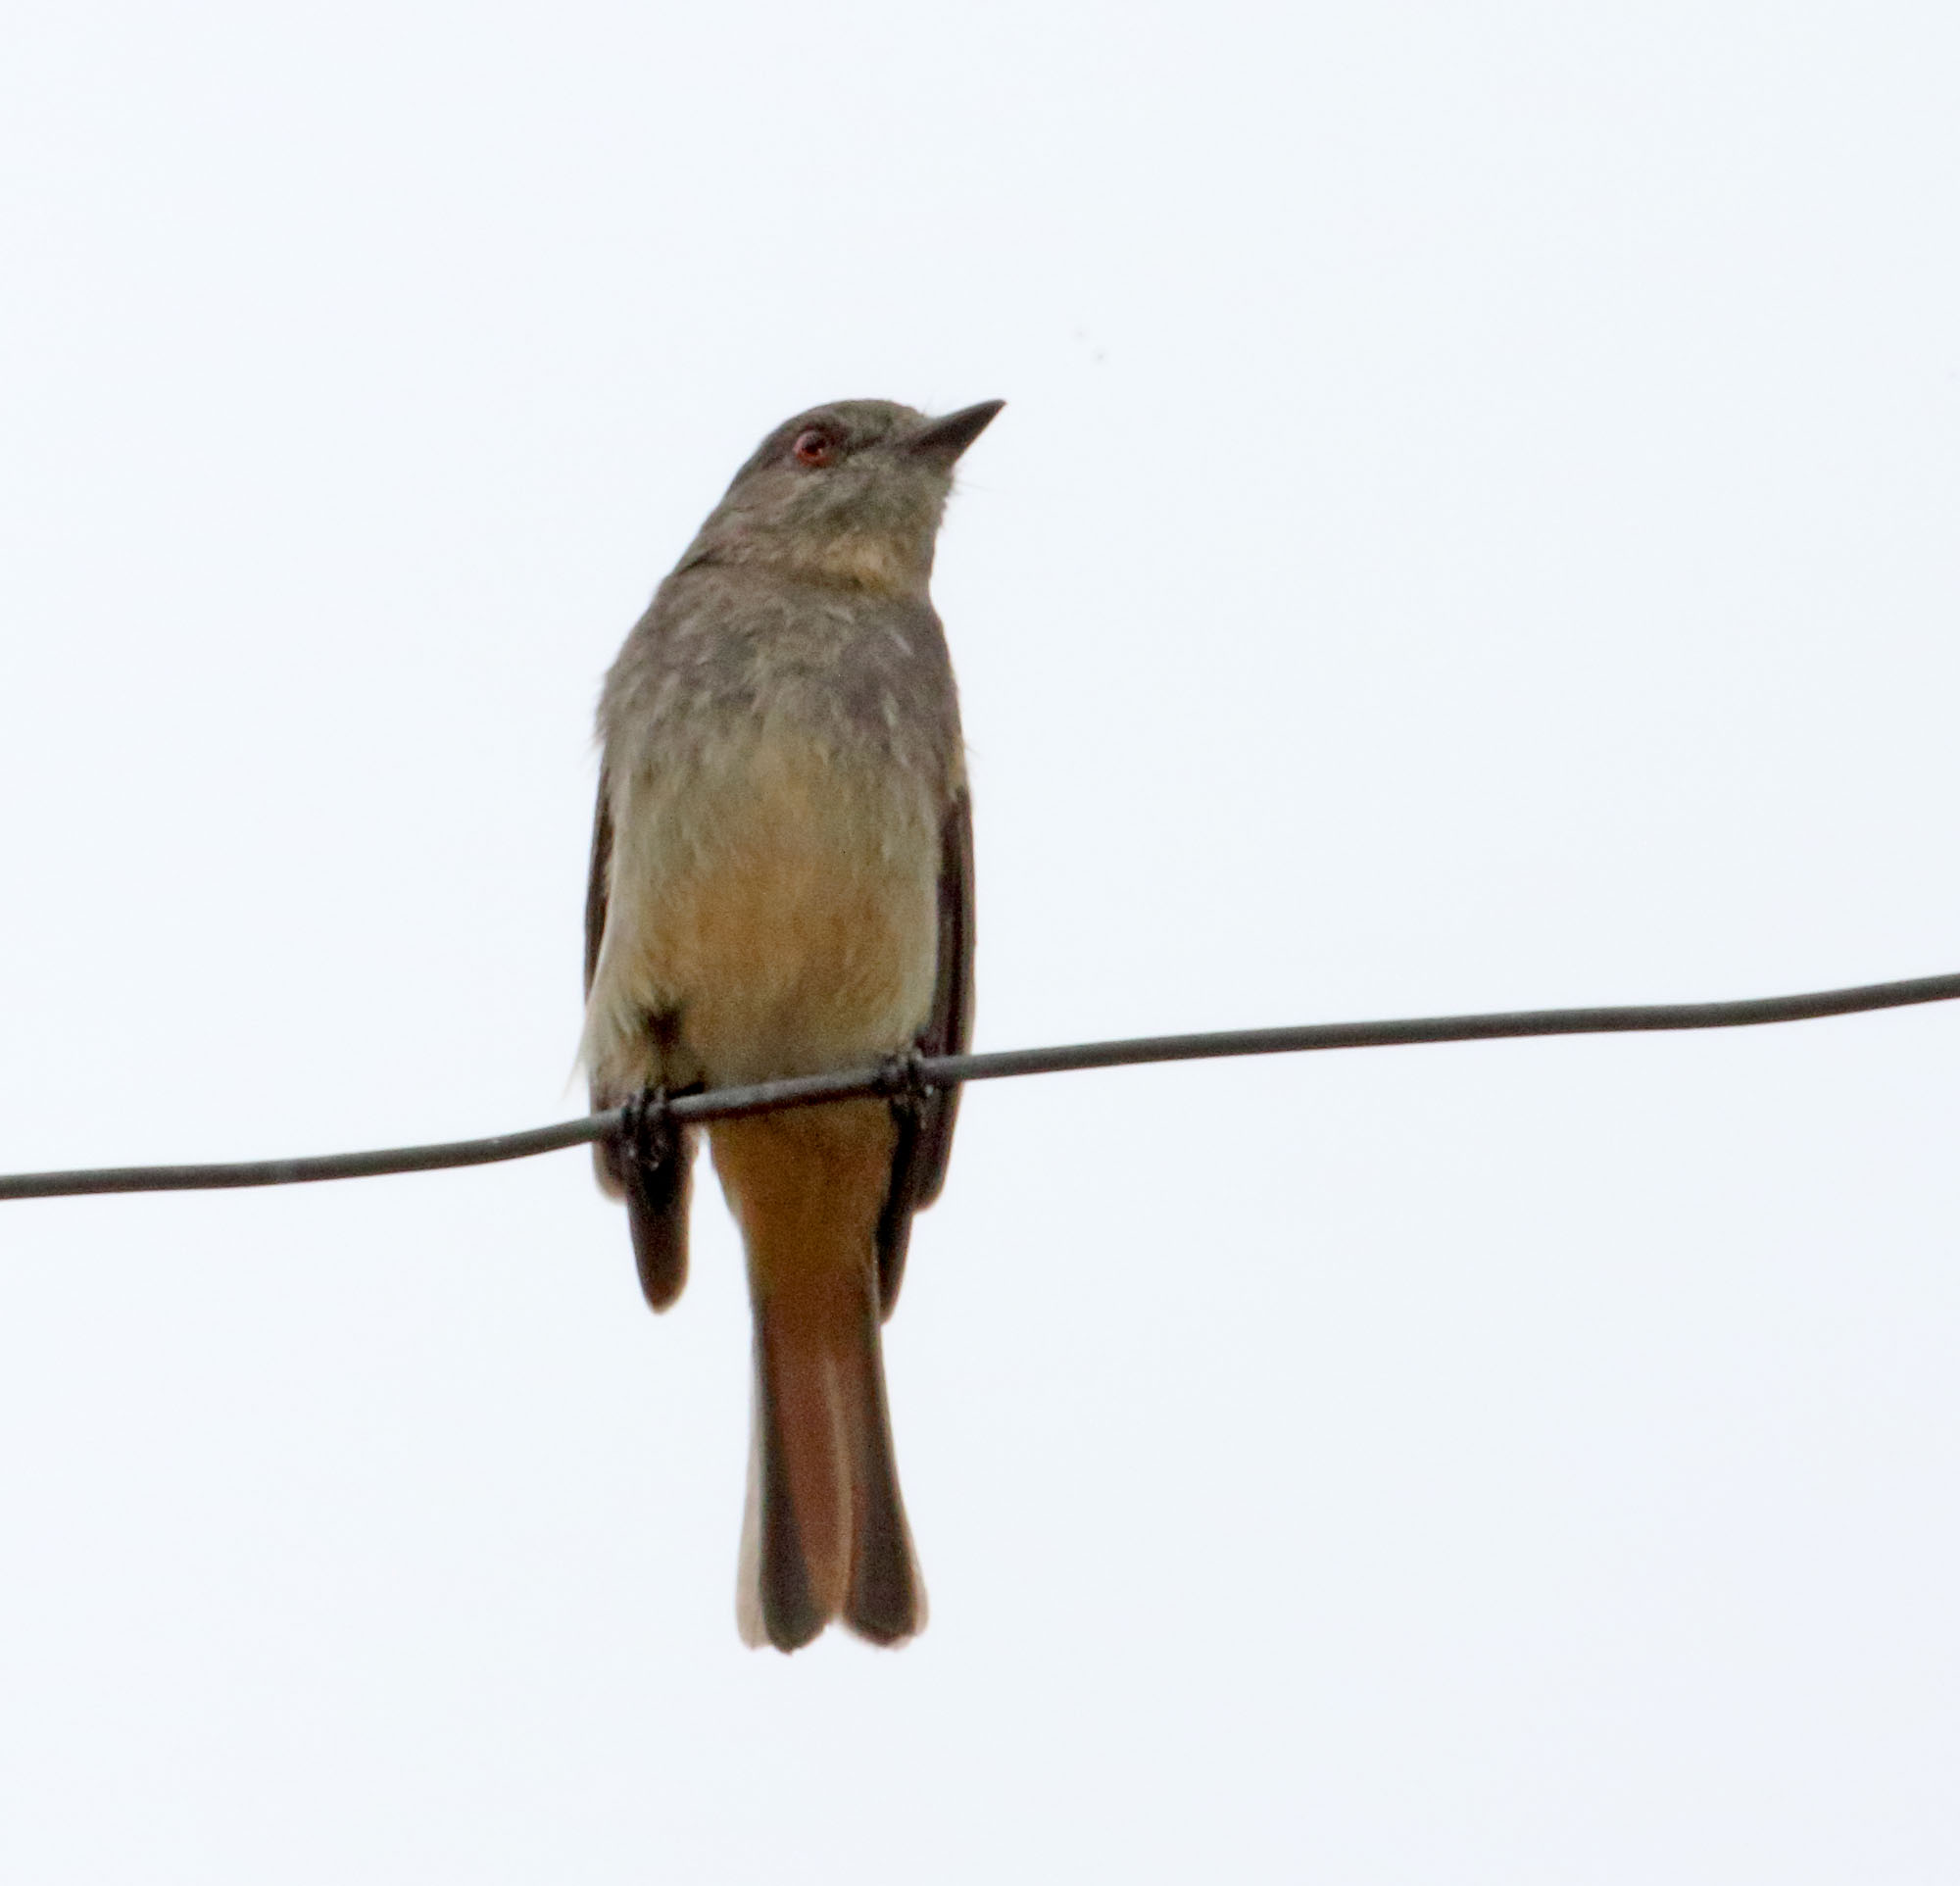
3,969,1956,1203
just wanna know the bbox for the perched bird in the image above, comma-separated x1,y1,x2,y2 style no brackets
579,397,999,1650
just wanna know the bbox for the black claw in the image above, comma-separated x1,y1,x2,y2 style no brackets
874,1048,933,1117
619,1086,676,1171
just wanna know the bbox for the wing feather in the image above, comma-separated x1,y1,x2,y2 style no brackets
584,766,613,1000
875,788,974,1314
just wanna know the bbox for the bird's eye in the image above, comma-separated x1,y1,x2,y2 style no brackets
792,427,836,468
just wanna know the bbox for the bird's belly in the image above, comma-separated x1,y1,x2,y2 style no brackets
596,731,941,1090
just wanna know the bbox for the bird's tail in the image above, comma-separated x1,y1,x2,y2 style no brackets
712,1104,926,1652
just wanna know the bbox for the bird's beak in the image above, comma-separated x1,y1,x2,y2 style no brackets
908,400,1005,467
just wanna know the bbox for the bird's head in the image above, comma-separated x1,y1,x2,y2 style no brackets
683,398,1004,596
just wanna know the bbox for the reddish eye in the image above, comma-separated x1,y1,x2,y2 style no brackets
792,427,836,467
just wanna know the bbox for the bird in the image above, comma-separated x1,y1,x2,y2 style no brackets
579,397,1000,1650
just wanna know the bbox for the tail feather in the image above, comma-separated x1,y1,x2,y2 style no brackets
844,1317,927,1644
737,1318,829,1649
717,1105,926,1652
735,1262,926,1650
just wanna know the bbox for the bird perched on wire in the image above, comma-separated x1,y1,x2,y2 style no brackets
579,397,1000,1651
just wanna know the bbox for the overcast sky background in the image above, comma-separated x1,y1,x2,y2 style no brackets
3,3,1958,1879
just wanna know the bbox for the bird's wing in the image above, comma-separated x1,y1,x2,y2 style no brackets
876,787,974,1314
583,763,613,1000
911,785,975,1205
585,759,693,1311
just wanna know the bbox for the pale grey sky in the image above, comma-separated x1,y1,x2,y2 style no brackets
3,4,1958,1879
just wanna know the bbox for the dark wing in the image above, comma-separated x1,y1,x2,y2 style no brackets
584,764,613,1000
876,787,975,1315
910,786,975,1205
585,760,692,1313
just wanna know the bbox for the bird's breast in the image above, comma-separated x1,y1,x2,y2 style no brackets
593,718,942,1090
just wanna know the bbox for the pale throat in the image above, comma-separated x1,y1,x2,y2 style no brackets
772,527,932,598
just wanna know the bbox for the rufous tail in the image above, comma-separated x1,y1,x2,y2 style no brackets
712,1104,926,1652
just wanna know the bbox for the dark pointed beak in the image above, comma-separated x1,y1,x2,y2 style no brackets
908,399,1005,467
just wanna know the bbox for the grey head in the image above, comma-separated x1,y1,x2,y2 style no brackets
680,398,1004,597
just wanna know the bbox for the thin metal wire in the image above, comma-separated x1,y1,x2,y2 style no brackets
3,969,1956,1203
